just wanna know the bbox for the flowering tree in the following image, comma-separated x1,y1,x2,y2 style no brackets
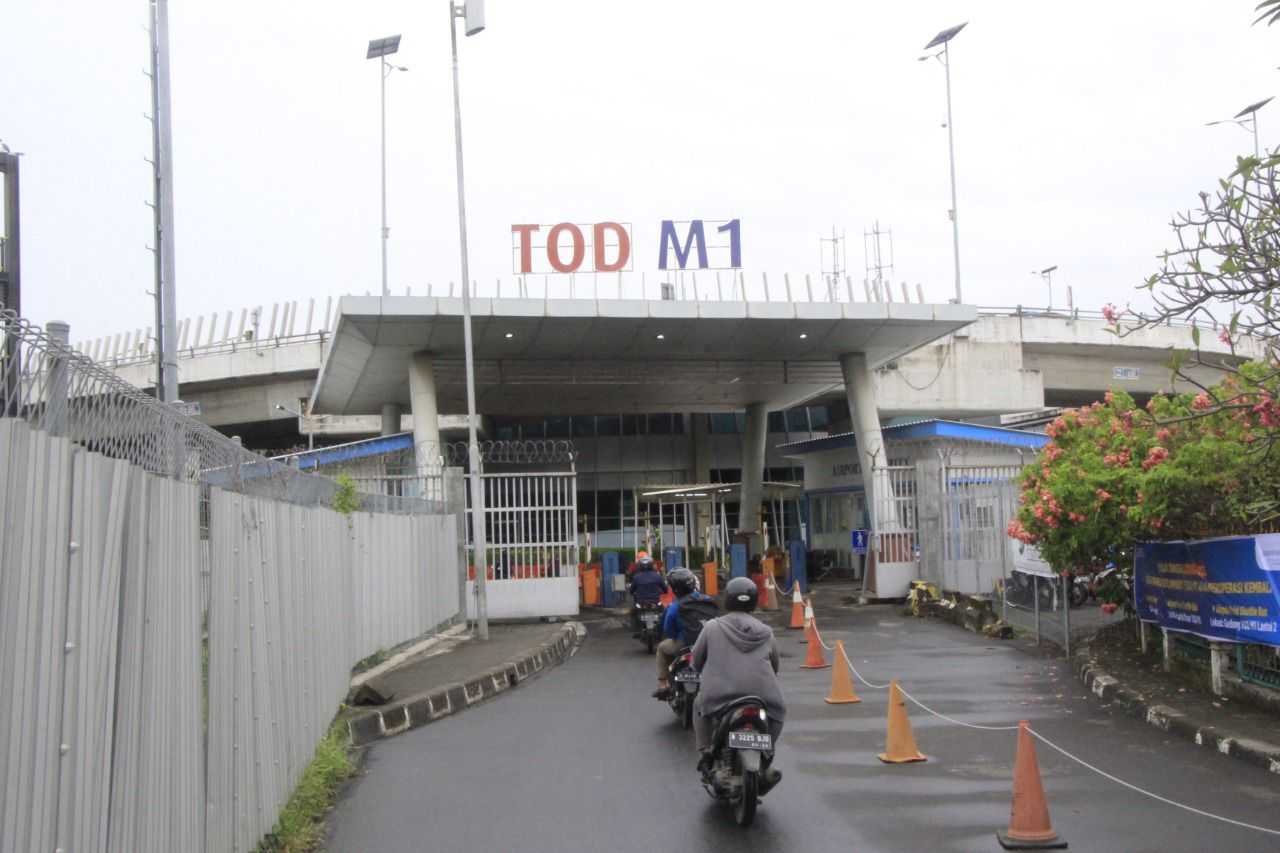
1009,379,1280,608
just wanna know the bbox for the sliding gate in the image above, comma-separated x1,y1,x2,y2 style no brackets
461,442,581,620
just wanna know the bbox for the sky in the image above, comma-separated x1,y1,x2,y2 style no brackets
3,1,1279,344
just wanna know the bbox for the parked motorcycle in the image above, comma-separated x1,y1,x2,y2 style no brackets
633,600,664,654
1068,564,1122,608
700,696,778,827
667,647,700,730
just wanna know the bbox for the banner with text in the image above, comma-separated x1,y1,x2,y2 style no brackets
1134,536,1280,647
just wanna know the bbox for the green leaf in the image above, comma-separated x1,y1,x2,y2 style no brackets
1191,325,1201,347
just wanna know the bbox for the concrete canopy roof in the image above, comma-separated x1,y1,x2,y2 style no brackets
310,295,977,416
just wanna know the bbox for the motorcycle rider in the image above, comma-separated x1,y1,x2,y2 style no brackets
691,576,785,790
628,555,668,635
652,567,718,699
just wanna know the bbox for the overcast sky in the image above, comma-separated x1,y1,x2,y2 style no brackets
3,1,1278,344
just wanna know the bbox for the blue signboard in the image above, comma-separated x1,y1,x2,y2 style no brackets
1134,536,1280,647
851,529,869,555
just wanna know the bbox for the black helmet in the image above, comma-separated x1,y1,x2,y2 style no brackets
724,577,759,612
668,567,697,597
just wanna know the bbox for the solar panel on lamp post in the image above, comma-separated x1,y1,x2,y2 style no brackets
1206,96,1273,158
367,34,404,298
920,22,968,305
1032,265,1058,312
449,0,490,640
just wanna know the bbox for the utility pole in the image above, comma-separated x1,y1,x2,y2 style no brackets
149,0,179,402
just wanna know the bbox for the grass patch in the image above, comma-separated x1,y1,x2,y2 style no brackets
257,720,356,852
352,647,390,675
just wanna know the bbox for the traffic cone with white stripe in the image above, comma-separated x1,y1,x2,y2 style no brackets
787,585,805,629
997,721,1067,849
761,574,780,611
800,614,830,669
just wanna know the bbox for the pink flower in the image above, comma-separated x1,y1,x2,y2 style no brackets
1218,327,1232,346
1104,390,1115,404
1142,446,1169,471
1192,392,1213,411
1095,488,1112,502
1102,303,1120,324
1101,602,1118,615
1156,428,1172,442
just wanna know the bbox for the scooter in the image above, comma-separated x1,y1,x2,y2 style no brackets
633,600,664,654
667,647,700,730
700,696,778,827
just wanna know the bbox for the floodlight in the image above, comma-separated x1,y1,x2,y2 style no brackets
924,22,967,50
1040,265,1058,275
464,0,485,36
366,35,402,59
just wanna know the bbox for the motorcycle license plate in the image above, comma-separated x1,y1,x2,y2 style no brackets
728,730,771,750
641,613,659,626
674,671,699,682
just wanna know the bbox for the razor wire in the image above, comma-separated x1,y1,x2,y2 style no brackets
1,310,431,513
802,610,1280,836
431,439,577,468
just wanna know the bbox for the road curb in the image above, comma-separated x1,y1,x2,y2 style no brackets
347,621,587,747
1074,641,1280,776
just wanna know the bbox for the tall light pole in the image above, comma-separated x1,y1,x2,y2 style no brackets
449,0,489,640
1207,96,1273,157
920,22,968,305
1033,265,1058,311
367,35,406,298
149,0,179,402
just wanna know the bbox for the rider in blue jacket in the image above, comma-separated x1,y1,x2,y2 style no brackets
653,568,718,699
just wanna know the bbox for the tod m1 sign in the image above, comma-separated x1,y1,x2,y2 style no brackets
511,219,742,275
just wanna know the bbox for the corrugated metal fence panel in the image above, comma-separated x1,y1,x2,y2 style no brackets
59,451,132,853
107,473,204,852
0,420,73,853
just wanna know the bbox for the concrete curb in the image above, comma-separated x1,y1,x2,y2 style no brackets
347,621,587,747
1074,641,1280,776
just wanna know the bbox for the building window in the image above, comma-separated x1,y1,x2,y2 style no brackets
622,414,645,436
572,416,596,438
767,411,786,433
809,405,831,430
597,414,621,436
647,413,673,435
546,416,571,438
708,413,739,434
787,408,810,433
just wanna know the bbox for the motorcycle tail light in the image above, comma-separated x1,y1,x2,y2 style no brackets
682,654,693,664
740,707,761,719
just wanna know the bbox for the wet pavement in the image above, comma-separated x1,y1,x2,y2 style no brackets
325,593,1280,852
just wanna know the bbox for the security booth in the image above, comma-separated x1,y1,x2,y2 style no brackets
779,419,1048,599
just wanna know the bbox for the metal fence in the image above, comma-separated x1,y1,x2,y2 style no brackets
0,310,461,853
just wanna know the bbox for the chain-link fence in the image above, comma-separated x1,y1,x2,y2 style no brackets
1,309,430,512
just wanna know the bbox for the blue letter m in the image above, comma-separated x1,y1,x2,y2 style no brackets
658,220,708,270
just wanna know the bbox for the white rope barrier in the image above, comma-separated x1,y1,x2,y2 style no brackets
800,614,1280,836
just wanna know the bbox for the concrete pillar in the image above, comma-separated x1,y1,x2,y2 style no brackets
839,352,892,534
1210,641,1228,695
691,412,712,553
380,402,402,436
44,321,70,438
738,402,768,555
408,351,441,455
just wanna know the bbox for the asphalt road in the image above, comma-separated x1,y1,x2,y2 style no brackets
325,601,1280,852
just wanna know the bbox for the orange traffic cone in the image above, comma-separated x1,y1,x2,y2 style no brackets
997,721,1067,849
787,586,805,629
878,680,927,763
824,641,861,704
761,575,779,611
800,617,830,669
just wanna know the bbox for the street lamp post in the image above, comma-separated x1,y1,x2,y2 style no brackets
920,22,968,305
1207,96,1273,157
449,0,489,640
1033,265,1058,311
367,35,407,298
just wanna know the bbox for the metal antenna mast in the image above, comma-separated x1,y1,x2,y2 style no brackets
819,226,846,300
863,221,894,299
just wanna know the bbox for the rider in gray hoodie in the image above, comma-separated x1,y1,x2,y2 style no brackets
691,577,786,783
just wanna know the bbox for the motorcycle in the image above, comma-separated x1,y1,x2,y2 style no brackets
701,696,777,827
1069,564,1122,608
633,600,664,654
667,647,700,730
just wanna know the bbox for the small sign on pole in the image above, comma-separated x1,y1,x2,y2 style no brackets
851,529,869,555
